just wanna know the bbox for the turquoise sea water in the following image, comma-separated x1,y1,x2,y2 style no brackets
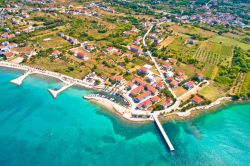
0,67,249,166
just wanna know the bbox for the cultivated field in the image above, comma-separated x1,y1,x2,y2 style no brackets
230,73,246,95
37,35,70,49
240,72,250,96
202,64,218,79
159,36,175,48
193,42,233,66
168,24,215,37
209,35,250,50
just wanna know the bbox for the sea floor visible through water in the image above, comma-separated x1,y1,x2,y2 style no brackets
0,67,249,166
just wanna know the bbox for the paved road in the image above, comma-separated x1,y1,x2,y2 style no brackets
143,25,177,99
142,24,181,113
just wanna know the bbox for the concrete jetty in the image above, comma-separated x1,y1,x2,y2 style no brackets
152,114,174,151
10,71,34,86
48,82,75,98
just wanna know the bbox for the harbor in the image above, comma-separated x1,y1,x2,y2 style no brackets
0,61,236,153
0,69,249,165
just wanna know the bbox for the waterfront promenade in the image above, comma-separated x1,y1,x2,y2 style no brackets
48,82,76,98
0,61,234,152
0,61,104,95
10,70,35,86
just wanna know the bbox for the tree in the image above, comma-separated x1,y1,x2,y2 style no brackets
95,79,101,85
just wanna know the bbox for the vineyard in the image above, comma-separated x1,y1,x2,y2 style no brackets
230,73,246,95
201,64,218,80
193,42,233,66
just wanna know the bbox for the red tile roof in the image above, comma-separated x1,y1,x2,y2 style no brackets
136,91,151,100
167,77,174,82
4,52,13,57
52,50,61,55
106,47,114,52
110,76,123,82
140,99,152,108
169,58,177,63
77,52,86,58
154,81,164,88
138,66,148,72
151,96,160,102
130,45,139,50
134,78,147,86
127,81,134,87
163,62,171,68
146,84,158,94
192,95,204,103
185,81,195,87
197,73,203,78
114,50,122,56
130,86,144,95
170,80,178,86
175,71,183,76
160,98,173,107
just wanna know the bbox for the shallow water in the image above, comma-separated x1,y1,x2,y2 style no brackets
0,67,249,166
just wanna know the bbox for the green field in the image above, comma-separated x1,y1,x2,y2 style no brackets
209,35,250,50
202,64,217,79
198,82,226,101
167,37,198,59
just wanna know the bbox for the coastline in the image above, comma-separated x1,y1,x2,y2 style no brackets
0,61,104,90
1,61,249,124
84,96,153,123
159,100,250,122
86,97,151,124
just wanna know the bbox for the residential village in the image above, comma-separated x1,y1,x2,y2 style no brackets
0,0,249,117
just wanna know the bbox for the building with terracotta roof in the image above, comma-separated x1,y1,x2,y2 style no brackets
146,84,158,95
130,85,144,96
183,81,195,90
106,47,117,53
134,78,147,86
76,52,88,60
154,81,165,91
85,45,95,52
51,50,61,57
195,73,203,81
130,45,142,54
175,71,183,76
2,52,14,59
150,96,160,103
137,66,149,75
136,99,152,109
134,91,151,103
170,80,178,88
166,76,174,83
169,58,177,64
109,76,124,84
114,50,123,56
192,95,204,105
160,98,174,109
175,75,184,83
162,62,172,71
126,81,134,90
131,26,140,33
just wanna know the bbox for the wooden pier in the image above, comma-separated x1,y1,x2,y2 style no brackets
152,114,174,151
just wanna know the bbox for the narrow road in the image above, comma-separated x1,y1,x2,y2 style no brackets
143,25,177,99
142,24,180,113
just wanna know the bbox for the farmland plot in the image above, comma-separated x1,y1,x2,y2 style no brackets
193,42,233,66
